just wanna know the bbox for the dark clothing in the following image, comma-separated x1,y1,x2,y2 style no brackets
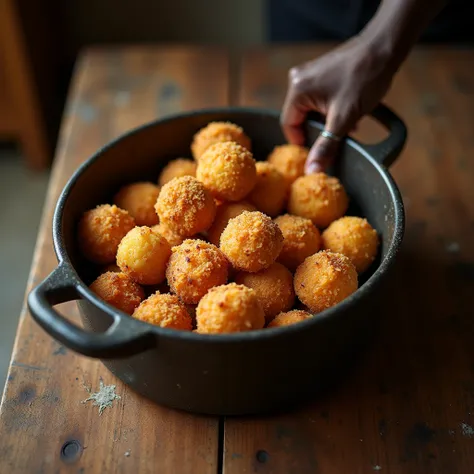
267,0,474,43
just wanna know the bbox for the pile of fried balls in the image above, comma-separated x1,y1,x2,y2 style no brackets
78,121,379,334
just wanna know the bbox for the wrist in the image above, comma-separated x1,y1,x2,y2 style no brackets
355,28,404,78
359,0,447,73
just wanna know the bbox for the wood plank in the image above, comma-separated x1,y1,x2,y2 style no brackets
0,46,228,474
224,46,474,474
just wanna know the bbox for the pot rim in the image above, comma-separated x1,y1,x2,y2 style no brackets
53,106,405,344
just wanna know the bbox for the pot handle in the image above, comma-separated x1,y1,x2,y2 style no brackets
27,264,156,359
362,103,408,167
306,103,407,168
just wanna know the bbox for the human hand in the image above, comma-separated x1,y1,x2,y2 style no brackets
281,37,396,174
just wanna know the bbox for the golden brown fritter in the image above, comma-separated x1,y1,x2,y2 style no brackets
166,239,229,304
158,159,197,186
191,122,251,160
248,162,288,217
195,283,265,334
294,251,358,313
117,226,171,285
288,173,349,228
274,214,321,271
267,310,313,328
235,262,295,323
151,223,186,247
133,292,192,330
207,201,257,246
155,176,216,237
78,204,135,264
220,211,284,272
90,271,145,314
267,144,309,185
113,182,160,226
196,141,257,202
321,216,379,273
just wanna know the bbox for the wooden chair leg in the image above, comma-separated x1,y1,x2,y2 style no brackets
0,0,50,170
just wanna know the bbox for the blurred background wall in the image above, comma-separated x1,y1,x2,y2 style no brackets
60,0,264,54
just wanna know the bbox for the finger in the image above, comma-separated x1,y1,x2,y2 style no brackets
280,90,307,146
305,103,357,174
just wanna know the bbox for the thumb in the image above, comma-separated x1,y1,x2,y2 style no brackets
305,103,355,174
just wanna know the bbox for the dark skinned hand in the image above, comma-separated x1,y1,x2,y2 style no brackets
281,37,395,174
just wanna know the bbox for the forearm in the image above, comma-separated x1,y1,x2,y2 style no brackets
360,0,447,72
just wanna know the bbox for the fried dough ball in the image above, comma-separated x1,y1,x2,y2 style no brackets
288,173,349,228
274,214,321,271
267,310,313,328
322,216,379,273
248,162,288,217
220,211,284,272
195,283,265,334
207,201,257,246
191,121,251,160
151,223,186,247
132,292,192,330
155,176,216,237
158,158,197,186
235,262,295,323
294,251,358,313
78,204,135,264
113,182,160,226
89,271,145,315
196,141,257,202
267,144,309,185
166,239,229,304
116,226,171,285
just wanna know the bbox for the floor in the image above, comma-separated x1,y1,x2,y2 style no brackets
0,146,50,389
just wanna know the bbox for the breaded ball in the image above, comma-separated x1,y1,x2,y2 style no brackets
90,271,145,315
196,141,257,202
267,310,313,328
267,144,309,185
113,182,160,226
117,226,171,285
151,223,186,247
248,162,288,217
274,214,321,271
195,283,265,334
166,239,229,304
235,262,295,323
155,176,216,237
294,251,358,313
133,292,192,330
78,204,135,264
191,121,251,160
322,216,379,273
158,158,197,186
207,201,256,246
288,173,349,228
220,211,284,272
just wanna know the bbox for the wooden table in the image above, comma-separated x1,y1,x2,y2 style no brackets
1,45,473,474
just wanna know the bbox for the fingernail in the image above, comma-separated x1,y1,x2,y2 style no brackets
305,160,323,174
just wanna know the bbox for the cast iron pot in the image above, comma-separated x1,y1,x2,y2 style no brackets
28,106,406,415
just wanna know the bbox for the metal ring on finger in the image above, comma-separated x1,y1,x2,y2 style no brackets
320,129,342,142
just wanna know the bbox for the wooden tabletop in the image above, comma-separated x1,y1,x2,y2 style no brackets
1,44,473,474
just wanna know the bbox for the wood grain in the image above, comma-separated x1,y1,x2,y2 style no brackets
0,46,229,474
223,46,474,474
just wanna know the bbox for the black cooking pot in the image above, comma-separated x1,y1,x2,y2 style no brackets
28,106,406,415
